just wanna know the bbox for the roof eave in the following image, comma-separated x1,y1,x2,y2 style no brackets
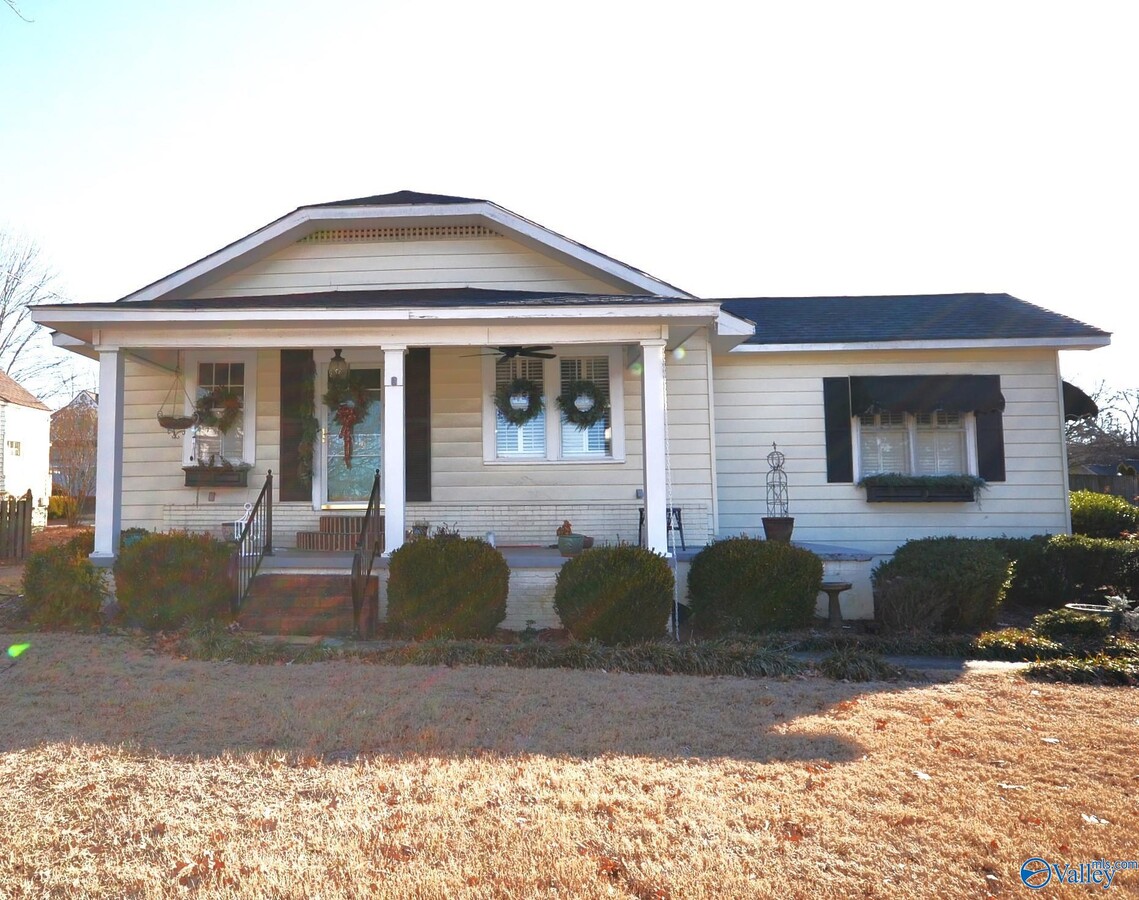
731,336,1112,352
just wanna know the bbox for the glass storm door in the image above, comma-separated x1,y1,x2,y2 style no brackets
323,367,382,505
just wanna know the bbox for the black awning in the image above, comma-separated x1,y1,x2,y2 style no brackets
1062,380,1099,421
849,375,1005,416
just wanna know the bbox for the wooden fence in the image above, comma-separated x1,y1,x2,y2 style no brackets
0,490,34,560
1069,474,1139,502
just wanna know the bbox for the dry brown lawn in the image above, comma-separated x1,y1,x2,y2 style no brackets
0,633,1136,899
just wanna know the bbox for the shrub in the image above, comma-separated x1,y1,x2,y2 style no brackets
1026,655,1139,686
973,628,1065,661
872,537,1011,633
1039,534,1139,605
22,533,104,629
989,535,1052,609
554,544,674,644
114,531,234,629
1031,607,1111,642
387,533,508,639
687,537,823,634
47,495,77,521
1069,490,1139,539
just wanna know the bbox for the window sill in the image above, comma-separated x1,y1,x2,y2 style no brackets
183,466,250,488
863,483,976,503
483,456,625,466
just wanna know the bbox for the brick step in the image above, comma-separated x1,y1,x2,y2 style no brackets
296,531,361,552
319,515,365,535
239,574,376,637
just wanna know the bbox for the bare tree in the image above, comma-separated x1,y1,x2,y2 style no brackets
50,396,98,527
1067,381,1139,469
3,0,33,21
0,230,75,400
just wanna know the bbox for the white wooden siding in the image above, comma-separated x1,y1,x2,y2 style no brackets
713,348,1069,555
191,235,627,298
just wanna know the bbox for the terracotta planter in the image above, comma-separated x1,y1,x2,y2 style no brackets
762,516,795,542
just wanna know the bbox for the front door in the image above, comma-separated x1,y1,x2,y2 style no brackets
322,363,383,506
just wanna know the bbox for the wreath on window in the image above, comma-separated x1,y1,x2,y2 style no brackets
494,377,544,427
194,388,243,434
323,376,373,468
557,379,609,429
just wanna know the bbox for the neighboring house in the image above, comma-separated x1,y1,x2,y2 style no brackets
0,369,51,529
50,389,98,492
30,191,1110,622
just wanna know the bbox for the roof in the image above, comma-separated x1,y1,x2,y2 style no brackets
0,370,49,411
304,190,483,208
720,293,1110,345
69,288,681,311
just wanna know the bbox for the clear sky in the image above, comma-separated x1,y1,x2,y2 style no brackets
1,0,1134,394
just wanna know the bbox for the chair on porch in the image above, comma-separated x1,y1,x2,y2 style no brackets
638,507,685,551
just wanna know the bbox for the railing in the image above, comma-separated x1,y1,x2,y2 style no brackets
351,469,382,638
0,490,33,561
228,470,274,614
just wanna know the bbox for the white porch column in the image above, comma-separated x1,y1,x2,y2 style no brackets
382,345,407,556
640,339,669,555
92,348,125,564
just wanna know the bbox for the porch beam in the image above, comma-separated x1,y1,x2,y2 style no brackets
640,339,669,556
92,348,125,564
381,345,407,557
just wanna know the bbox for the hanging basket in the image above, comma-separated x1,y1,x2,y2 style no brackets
156,365,198,437
157,412,197,432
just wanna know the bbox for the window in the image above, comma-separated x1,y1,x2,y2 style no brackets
857,410,970,478
184,351,257,466
484,347,624,463
6,440,20,456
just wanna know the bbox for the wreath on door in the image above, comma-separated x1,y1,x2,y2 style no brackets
323,376,372,468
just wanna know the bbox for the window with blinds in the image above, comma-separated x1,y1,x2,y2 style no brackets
560,356,611,457
194,361,246,463
859,411,909,476
858,410,967,477
914,411,966,475
495,357,546,458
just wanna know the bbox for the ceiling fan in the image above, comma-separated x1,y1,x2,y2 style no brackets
466,345,556,361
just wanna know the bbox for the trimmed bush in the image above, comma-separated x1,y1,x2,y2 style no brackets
387,533,508,639
1039,534,1139,605
687,537,823,634
872,537,1011,632
989,535,1052,609
114,531,233,630
1069,490,1139,539
1031,607,1111,642
22,532,103,629
554,544,674,644
47,495,77,521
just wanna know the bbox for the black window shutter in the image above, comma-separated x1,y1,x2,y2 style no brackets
405,348,432,502
975,410,1006,482
279,349,314,501
823,377,854,483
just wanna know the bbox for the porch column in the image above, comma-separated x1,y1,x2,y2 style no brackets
382,345,407,556
640,339,669,555
92,348,125,564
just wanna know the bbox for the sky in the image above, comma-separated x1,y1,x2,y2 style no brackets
1,0,1135,400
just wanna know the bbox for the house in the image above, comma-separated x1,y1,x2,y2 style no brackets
0,369,51,529
50,389,99,517
30,191,1110,626
50,389,98,490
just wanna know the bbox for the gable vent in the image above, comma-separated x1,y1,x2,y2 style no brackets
299,225,500,244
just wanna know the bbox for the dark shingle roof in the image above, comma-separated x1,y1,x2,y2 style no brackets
306,190,483,209
0,370,49,411
718,293,1110,345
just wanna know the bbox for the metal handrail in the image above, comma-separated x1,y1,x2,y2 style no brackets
351,469,381,638
229,470,273,614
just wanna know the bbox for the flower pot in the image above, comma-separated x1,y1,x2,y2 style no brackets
558,534,585,557
762,516,794,542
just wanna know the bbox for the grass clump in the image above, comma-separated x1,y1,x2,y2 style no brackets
387,532,508,639
554,545,674,644
1026,655,1139,686
22,531,103,629
973,628,1065,661
815,646,909,681
687,537,822,634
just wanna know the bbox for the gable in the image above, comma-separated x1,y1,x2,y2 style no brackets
190,226,629,299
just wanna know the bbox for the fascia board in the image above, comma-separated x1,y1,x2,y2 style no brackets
730,336,1112,352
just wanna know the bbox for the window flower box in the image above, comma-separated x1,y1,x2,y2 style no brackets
183,465,250,488
858,474,985,503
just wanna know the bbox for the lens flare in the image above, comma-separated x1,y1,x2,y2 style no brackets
7,643,30,658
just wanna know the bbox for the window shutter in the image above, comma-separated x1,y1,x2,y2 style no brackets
278,350,313,501
976,410,1006,482
405,348,432,502
823,377,854,483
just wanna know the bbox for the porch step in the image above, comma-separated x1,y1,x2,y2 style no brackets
295,515,384,552
239,574,377,637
